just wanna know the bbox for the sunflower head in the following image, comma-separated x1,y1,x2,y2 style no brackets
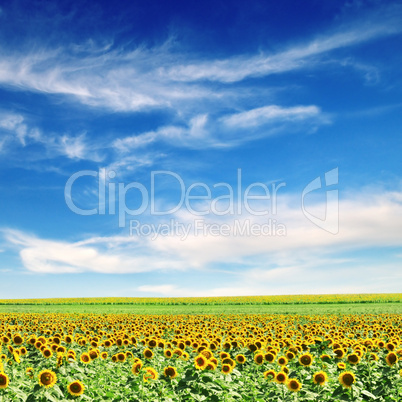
13,335,24,346
163,366,178,379
299,353,313,366
235,354,246,364
80,353,91,364
143,367,158,382
194,355,207,370
205,362,217,371
264,370,276,381
254,353,264,365
347,353,360,365
131,361,143,375
275,371,288,384
264,352,276,363
287,379,302,392
0,373,9,389
221,364,233,375
339,371,355,388
313,371,328,386
277,356,288,366
386,352,398,367
143,348,154,359
38,369,57,388
67,380,85,397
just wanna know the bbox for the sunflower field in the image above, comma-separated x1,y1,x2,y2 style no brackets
1,293,401,306
0,312,402,401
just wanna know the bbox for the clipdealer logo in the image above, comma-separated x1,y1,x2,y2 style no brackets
64,168,339,235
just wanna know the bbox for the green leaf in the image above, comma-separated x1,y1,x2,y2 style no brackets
44,392,59,402
332,385,344,397
361,390,377,399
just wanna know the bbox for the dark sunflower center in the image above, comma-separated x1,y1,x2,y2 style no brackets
316,375,324,383
343,374,354,385
388,354,397,363
42,374,51,384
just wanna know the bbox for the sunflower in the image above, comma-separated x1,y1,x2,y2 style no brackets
254,353,264,365
38,369,57,388
163,366,178,379
339,371,355,388
313,371,328,386
164,349,173,358
89,350,99,360
43,348,53,359
337,362,346,370
80,353,91,364
385,352,398,366
264,352,276,363
275,371,288,384
222,358,236,368
221,364,233,375
299,353,313,366
205,362,217,371
334,348,346,359
235,354,246,364
56,354,64,368
386,342,396,352
194,355,207,370
143,348,154,359
26,367,34,378
13,351,20,364
264,369,276,381
67,380,85,397
277,356,288,366
200,350,213,360
286,351,295,360
143,367,158,382
181,351,190,361
347,353,360,365
0,373,9,389
287,379,302,392
13,335,24,346
65,335,73,344
132,361,143,375
117,352,126,363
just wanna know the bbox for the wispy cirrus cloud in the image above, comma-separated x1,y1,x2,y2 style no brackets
113,105,329,153
0,4,400,113
0,111,102,162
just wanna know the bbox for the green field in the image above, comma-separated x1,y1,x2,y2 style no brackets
1,302,402,315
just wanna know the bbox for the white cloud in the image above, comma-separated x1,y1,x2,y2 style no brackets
3,189,402,277
0,6,400,112
3,229,187,274
220,105,324,129
0,111,102,162
113,105,328,153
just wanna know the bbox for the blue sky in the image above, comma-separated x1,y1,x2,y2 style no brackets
0,0,401,299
